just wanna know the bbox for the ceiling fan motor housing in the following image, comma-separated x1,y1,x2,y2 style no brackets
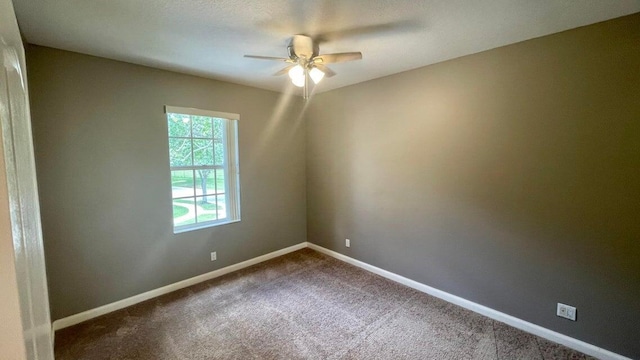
290,35,318,60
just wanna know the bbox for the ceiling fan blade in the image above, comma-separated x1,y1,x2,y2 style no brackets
273,65,296,76
244,55,290,61
314,64,336,78
314,52,362,64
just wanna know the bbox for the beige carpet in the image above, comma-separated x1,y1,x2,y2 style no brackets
55,249,596,359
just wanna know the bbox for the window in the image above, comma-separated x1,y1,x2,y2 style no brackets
165,106,240,233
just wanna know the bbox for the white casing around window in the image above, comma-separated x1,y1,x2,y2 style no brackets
164,105,241,233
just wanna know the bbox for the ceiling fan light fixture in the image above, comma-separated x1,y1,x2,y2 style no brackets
291,76,305,88
245,35,363,98
309,67,325,84
288,64,305,87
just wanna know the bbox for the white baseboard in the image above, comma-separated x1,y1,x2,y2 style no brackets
52,242,307,331
307,243,631,360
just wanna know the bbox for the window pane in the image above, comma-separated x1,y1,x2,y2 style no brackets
173,198,195,227
215,169,225,194
214,140,224,165
217,194,227,220
167,113,191,137
166,108,239,232
169,138,192,166
193,139,214,166
213,118,224,139
195,169,216,196
196,196,218,223
171,170,194,198
192,116,213,138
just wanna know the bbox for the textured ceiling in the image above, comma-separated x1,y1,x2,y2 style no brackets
13,0,640,94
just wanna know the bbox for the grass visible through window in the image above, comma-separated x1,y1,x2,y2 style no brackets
173,205,189,218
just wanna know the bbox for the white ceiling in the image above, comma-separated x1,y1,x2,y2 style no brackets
13,0,640,94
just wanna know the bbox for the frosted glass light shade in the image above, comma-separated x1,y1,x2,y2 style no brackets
309,67,325,84
288,65,305,87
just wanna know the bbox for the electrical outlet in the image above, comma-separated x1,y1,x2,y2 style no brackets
210,251,217,261
557,303,576,321
345,239,351,248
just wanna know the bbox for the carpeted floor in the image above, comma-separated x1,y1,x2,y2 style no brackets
55,248,596,359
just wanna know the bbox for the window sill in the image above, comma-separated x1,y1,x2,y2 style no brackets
173,219,241,234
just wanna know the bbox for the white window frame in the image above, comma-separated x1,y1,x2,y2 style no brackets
165,105,241,233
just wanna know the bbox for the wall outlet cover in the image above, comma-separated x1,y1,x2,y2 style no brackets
557,303,576,321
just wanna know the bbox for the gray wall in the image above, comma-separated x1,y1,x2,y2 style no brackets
27,46,307,320
306,14,639,358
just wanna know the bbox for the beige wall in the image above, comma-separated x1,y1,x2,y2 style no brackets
27,46,307,320
306,13,640,358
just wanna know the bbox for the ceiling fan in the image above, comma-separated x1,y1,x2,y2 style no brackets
244,34,362,99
